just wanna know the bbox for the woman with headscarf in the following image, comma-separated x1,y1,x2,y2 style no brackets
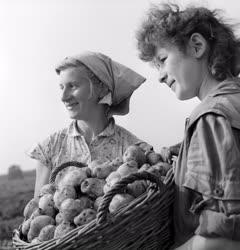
28,51,152,198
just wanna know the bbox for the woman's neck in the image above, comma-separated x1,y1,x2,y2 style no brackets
198,73,220,101
76,112,109,145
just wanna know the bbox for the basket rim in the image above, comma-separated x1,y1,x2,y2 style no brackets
13,184,174,250
13,170,174,250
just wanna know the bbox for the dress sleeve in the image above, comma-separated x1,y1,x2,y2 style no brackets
27,136,53,170
183,113,240,240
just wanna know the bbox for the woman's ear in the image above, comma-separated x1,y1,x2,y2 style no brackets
188,33,208,59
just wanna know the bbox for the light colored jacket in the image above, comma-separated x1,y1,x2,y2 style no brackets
174,78,240,246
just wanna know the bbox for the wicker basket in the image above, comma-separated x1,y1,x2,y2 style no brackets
13,161,174,250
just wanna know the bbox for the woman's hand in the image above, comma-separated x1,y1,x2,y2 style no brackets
160,142,181,164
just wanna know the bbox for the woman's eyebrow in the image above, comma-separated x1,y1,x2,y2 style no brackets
69,81,79,84
61,80,79,85
59,77,89,86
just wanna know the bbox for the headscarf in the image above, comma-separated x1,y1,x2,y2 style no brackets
56,51,146,116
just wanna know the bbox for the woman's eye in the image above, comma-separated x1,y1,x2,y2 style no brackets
154,56,167,68
160,57,167,63
70,83,77,89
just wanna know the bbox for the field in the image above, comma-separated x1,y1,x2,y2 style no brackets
0,170,35,241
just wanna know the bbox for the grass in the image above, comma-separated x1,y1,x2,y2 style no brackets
0,170,35,240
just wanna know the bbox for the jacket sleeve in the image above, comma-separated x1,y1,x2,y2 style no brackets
183,113,240,240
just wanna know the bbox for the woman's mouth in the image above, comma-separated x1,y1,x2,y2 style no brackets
65,102,78,110
169,80,175,89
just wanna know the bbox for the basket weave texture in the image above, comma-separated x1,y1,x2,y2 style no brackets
13,161,174,250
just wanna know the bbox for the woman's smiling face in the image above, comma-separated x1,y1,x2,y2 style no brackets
59,67,98,120
155,44,204,100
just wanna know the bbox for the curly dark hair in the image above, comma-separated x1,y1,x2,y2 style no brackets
136,3,240,81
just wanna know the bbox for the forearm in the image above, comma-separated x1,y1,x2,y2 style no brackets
174,235,240,250
34,161,50,199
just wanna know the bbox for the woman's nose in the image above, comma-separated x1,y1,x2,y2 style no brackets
61,87,71,102
158,72,168,83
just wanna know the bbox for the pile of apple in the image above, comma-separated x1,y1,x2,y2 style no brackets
20,145,171,244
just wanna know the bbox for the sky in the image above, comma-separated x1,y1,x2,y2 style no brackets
0,0,239,175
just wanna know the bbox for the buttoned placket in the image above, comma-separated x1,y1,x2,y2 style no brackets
89,135,104,161
89,139,97,156
79,135,92,163
90,137,99,147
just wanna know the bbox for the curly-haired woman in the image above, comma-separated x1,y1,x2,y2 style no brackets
136,3,240,250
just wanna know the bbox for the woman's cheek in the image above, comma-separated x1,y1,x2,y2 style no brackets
75,89,88,100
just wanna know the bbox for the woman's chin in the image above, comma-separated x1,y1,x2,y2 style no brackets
67,111,80,119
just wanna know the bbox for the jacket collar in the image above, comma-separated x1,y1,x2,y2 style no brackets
188,78,240,129
208,77,240,97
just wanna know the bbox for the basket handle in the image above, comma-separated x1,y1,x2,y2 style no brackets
96,171,165,224
49,161,87,184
